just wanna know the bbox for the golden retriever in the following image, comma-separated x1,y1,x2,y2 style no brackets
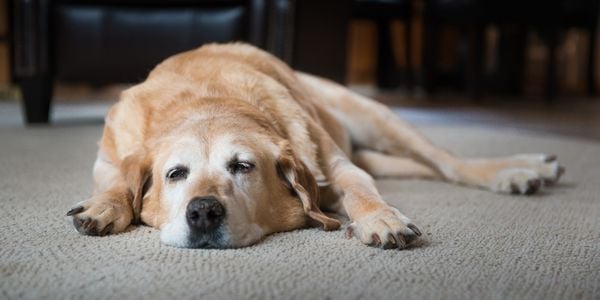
67,43,564,249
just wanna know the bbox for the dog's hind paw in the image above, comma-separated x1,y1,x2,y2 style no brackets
489,154,565,195
492,168,542,195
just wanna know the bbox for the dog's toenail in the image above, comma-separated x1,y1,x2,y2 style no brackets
407,223,422,236
544,155,557,163
404,232,417,244
510,183,520,194
394,233,407,248
557,166,565,177
385,233,397,247
524,179,541,195
344,227,354,239
66,206,84,216
370,234,381,247
100,224,114,236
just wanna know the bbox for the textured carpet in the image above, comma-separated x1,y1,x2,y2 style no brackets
1,124,598,300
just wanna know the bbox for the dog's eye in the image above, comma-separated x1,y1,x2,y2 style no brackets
228,161,254,174
166,166,189,181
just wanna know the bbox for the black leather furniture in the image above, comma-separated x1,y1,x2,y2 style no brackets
11,0,267,124
11,0,351,124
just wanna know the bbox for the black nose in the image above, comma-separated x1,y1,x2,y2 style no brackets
186,196,225,232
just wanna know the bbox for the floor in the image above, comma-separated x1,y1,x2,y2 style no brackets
1,85,599,141
1,85,598,299
357,86,600,141
1,108,598,300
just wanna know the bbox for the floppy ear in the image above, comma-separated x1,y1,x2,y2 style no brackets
120,149,153,225
276,141,341,231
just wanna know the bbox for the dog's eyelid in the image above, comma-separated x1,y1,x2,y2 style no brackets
233,158,255,165
227,159,255,174
231,150,254,161
228,152,255,165
165,165,189,181
167,164,188,171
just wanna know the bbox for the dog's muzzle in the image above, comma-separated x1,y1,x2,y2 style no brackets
186,196,225,232
185,196,228,248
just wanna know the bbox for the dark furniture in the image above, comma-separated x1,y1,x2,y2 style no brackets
11,0,351,124
530,0,599,99
353,0,414,89
268,0,351,84
421,0,514,99
420,0,599,100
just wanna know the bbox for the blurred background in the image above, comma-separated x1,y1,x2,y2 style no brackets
0,0,599,138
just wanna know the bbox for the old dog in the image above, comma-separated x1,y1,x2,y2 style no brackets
67,43,564,249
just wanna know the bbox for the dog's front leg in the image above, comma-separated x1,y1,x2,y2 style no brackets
316,128,422,249
67,189,133,236
66,155,134,236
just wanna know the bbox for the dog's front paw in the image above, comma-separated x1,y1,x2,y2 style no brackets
345,206,422,249
66,196,133,236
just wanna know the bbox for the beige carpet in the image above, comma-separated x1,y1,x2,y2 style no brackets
0,124,598,300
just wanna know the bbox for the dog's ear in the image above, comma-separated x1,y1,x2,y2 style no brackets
120,148,153,224
276,141,340,231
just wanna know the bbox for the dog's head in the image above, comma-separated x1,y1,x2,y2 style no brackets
123,103,339,248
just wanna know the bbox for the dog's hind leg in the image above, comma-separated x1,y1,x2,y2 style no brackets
299,73,564,195
352,149,440,179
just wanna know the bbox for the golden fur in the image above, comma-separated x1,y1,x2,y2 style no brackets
67,43,564,249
